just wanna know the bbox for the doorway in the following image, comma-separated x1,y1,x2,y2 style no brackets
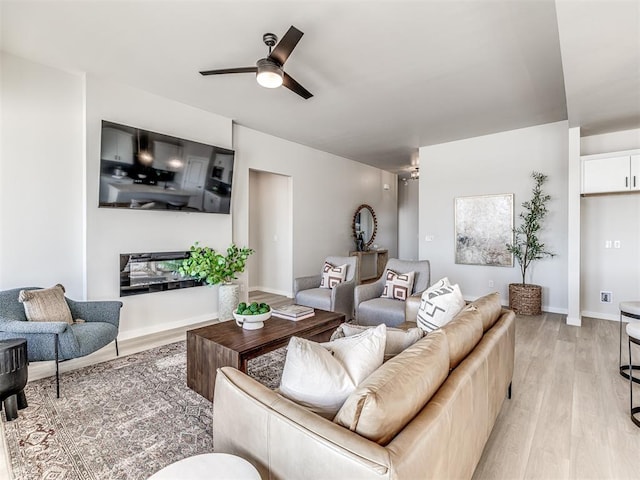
248,169,293,297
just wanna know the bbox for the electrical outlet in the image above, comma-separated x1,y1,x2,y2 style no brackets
600,291,612,303
614,240,621,249
488,280,494,288
605,240,612,249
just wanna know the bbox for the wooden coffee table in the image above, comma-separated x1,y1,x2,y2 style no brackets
186,309,344,401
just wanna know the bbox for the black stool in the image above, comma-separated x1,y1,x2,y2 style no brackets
0,338,28,421
627,322,640,427
619,301,640,384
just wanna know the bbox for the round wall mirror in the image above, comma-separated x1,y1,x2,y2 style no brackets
352,204,377,251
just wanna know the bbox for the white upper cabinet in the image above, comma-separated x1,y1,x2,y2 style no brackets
101,127,134,164
153,141,183,171
581,151,640,194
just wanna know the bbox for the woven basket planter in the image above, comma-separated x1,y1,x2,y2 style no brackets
509,283,542,315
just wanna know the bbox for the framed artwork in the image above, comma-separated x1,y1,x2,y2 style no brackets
454,194,514,267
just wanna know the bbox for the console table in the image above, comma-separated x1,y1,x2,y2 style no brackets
349,249,388,284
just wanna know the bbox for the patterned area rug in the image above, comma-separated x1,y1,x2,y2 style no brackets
1,342,286,480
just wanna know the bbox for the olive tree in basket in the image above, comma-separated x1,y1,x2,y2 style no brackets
506,171,555,315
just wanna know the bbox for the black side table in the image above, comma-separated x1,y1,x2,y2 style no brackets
0,339,28,421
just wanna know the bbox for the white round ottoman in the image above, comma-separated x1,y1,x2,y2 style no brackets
148,453,261,480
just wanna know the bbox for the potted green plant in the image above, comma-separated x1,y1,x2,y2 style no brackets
506,171,555,315
180,242,254,321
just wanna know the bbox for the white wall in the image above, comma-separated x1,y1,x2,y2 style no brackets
85,76,234,339
419,121,569,312
248,169,292,296
1,53,399,339
233,125,398,293
398,178,419,260
0,53,85,296
580,128,640,320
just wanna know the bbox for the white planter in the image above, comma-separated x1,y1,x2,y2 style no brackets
218,283,240,321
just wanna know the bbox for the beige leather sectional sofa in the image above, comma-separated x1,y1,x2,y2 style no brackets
213,292,515,479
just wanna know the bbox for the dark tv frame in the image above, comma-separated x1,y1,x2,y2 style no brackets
98,120,234,214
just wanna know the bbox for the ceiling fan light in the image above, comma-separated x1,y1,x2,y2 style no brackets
256,58,283,88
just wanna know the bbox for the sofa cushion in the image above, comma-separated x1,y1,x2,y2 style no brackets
416,280,466,333
320,262,348,289
381,270,415,300
278,324,386,418
334,329,450,445
466,292,502,331
18,284,73,324
441,305,484,370
330,323,423,361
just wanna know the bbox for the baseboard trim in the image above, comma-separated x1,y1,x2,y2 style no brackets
118,313,217,341
581,310,620,322
249,286,293,298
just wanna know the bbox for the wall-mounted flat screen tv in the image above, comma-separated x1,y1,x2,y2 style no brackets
98,120,234,214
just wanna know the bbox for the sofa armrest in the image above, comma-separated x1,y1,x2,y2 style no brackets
294,275,322,296
0,320,68,334
67,299,123,327
405,295,422,323
213,367,392,480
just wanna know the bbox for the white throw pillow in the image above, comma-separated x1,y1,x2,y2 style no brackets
320,262,348,289
380,269,415,300
416,282,465,333
278,324,386,417
330,323,424,361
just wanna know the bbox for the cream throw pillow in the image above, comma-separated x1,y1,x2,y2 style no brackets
320,262,348,289
380,269,415,300
330,323,424,361
416,278,465,333
278,324,386,418
18,284,73,324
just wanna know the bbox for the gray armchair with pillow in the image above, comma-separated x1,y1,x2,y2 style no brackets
294,256,359,320
0,285,122,397
354,258,430,327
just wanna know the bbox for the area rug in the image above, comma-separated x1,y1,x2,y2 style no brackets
1,341,286,480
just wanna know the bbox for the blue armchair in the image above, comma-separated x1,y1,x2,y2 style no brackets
0,287,122,397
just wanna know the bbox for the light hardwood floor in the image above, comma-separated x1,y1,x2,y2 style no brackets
473,312,640,480
1,293,638,479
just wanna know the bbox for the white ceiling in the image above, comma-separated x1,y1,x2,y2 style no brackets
2,0,639,176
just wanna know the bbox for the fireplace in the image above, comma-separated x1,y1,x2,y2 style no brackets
119,251,203,297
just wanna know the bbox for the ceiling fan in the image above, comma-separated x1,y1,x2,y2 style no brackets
199,25,313,99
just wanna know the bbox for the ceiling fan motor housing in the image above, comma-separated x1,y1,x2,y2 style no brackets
263,33,278,50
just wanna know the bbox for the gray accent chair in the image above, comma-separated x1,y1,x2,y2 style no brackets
354,258,430,327
0,287,122,397
294,256,359,320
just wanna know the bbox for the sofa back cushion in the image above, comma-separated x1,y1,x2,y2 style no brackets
467,292,502,332
333,329,449,445
441,305,484,370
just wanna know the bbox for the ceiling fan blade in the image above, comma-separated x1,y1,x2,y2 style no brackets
199,66,257,76
268,26,304,66
282,72,313,99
